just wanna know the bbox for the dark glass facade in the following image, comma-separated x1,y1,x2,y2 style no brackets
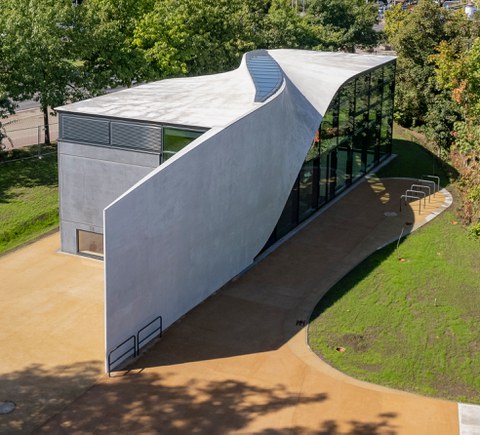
264,61,395,249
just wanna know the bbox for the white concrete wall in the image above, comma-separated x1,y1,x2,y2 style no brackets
59,142,159,253
103,78,321,363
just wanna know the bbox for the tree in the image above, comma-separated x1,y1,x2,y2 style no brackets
133,0,265,78
79,0,155,88
0,0,85,144
262,0,319,49
384,0,450,126
306,0,379,52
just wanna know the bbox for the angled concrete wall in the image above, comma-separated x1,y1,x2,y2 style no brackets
104,76,321,364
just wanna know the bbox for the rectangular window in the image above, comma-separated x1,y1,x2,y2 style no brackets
162,128,204,162
77,230,104,258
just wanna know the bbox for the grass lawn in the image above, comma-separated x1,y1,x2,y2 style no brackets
308,126,480,404
0,146,58,255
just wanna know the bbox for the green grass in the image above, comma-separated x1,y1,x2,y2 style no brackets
0,146,59,255
308,126,480,404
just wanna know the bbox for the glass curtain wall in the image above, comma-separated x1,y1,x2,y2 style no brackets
266,61,395,247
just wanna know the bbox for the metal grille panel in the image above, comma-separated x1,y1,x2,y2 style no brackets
111,122,162,153
62,115,110,145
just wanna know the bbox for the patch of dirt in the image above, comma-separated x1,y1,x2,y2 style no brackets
339,333,372,353
431,376,480,403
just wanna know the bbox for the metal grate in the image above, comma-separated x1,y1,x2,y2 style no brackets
246,51,284,103
111,122,162,153
62,115,110,145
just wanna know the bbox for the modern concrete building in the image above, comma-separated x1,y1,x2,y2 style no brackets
56,49,395,370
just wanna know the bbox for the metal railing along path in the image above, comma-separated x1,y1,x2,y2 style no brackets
107,315,163,376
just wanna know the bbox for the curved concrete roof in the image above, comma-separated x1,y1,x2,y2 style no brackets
57,49,395,128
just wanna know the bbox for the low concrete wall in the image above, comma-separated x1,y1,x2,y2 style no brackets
103,77,321,364
59,142,159,254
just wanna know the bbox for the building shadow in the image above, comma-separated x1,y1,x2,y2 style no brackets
121,178,418,371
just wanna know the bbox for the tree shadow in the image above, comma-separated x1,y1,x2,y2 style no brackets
0,361,102,434
3,361,400,434
317,412,398,435
30,368,328,434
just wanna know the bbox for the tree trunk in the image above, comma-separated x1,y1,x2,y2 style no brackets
42,106,50,145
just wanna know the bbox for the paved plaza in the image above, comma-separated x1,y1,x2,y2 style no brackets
1,177,464,434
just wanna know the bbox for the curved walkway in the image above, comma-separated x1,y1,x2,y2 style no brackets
32,177,462,434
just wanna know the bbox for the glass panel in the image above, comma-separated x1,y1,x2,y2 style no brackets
336,145,350,192
371,66,383,89
276,187,297,239
319,151,329,205
163,128,204,161
352,128,366,178
369,84,382,110
380,116,392,156
365,121,377,170
355,75,370,115
78,230,104,257
338,81,354,142
299,160,315,222
306,137,320,161
321,103,338,152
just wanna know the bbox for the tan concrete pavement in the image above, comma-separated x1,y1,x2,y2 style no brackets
0,234,104,433
32,178,458,434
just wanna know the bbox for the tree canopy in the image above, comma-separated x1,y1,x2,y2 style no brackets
0,0,87,143
385,0,480,236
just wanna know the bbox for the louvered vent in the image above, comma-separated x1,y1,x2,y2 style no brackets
111,122,162,153
62,115,110,145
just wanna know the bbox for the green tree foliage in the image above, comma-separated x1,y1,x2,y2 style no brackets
385,0,448,126
387,0,480,234
385,0,480,152
262,0,319,49
431,37,480,230
0,0,86,144
306,0,379,52
133,0,267,78
79,0,155,87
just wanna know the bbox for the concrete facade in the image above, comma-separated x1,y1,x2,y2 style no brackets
56,49,395,369
59,141,160,254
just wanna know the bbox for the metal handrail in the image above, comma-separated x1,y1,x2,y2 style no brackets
137,316,163,355
423,175,440,193
107,315,163,376
418,179,436,197
107,335,136,376
411,184,431,202
406,189,426,207
400,194,422,214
